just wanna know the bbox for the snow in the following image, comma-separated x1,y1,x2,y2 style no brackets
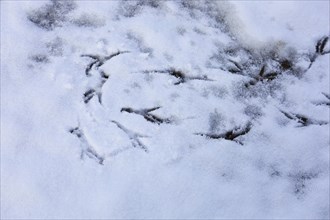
1,0,329,219
231,1,330,49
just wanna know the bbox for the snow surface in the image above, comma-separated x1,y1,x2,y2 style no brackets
1,0,329,219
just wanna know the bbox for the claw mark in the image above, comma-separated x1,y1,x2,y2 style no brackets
83,88,96,104
313,92,330,107
81,51,130,76
96,70,110,104
121,106,172,124
322,92,330,100
280,110,328,127
84,59,98,76
308,36,329,69
244,65,280,88
83,71,110,104
227,59,243,73
316,36,329,55
258,65,266,77
195,122,252,145
111,120,149,152
69,127,104,165
140,68,214,85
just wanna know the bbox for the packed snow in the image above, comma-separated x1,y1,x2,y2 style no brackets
1,1,329,219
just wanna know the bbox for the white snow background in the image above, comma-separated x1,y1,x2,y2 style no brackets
1,0,329,219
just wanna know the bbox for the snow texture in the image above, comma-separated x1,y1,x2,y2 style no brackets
1,0,329,219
